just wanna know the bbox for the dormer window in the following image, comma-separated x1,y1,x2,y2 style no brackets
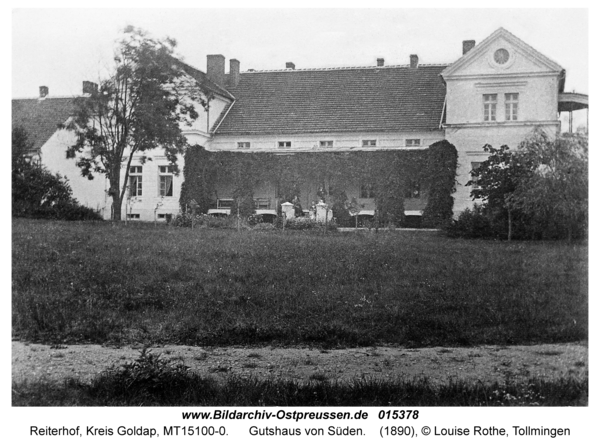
278,141,292,148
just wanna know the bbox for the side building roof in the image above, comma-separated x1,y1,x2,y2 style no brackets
172,58,235,100
12,97,76,150
214,64,448,135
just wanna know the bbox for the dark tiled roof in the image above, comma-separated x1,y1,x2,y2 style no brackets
173,58,234,100
214,65,448,135
12,97,76,150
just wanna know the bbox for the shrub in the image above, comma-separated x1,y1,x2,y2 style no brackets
91,348,192,403
467,133,587,241
445,205,494,239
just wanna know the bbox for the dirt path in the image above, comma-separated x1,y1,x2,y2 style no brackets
12,341,587,386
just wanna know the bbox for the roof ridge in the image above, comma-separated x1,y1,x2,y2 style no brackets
243,63,449,73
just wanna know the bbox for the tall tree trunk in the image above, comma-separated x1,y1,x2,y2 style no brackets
110,171,122,221
113,195,122,221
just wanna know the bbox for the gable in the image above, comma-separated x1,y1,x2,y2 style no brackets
442,28,564,80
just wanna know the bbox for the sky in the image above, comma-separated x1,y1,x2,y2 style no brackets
12,8,588,99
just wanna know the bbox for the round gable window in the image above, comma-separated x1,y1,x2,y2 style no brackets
493,48,510,65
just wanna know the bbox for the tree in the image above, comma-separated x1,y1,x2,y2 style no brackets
64,26,210,220
467,130,587,240
467,143,535,240
511,132,587,241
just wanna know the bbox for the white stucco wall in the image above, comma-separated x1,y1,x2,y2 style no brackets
182,94,229,136
445,75,559,125
210,130,445,153
40,128,110,217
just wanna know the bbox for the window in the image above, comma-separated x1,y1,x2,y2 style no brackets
483,94,497,122
362,140,377,147
127,214,140,219
505,93,519,121
128,166,142,197
405,179,421,199
159,165,174,197
406,139,421,147
278,141,292,148
157,213,173,220
319,140,333,148
237,142,251,149
470,162,482,190
360,183,375,199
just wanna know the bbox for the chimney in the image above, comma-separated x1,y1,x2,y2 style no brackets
410,54,419,69
39,86,48,99
207,54,226,87
377,58,384,67
82,81,98,95
463,40,476,55
286,62,295,70
229,59,240,88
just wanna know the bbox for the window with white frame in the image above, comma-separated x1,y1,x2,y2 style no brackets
483,94,497,122
278,141,292,148
362,139,377,147
159,165,174,197
319,140,333,148
406,139,421,147
237,142,251,149
505,93,519,121
128,166,142,197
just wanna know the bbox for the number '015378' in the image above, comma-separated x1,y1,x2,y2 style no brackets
378,410,419,420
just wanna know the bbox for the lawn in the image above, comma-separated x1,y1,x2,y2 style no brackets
12,218,587,348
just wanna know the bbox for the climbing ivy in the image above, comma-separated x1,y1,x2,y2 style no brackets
421,140,458,228
180,141,457,227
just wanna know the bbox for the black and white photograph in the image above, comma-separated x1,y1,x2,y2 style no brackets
9,5,592,445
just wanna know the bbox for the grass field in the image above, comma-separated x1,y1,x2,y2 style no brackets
12,218,588,348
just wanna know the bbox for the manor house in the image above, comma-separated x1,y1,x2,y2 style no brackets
12,28,587,222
